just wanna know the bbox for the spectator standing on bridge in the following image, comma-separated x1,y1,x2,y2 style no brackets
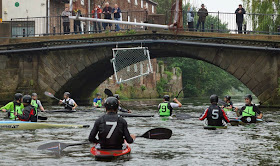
187,6,194,31
235,4,246,34
62,7,72,34
73,9,82,34
196,4,208,32
103,2,112,30
112,4,121,31
92,5,102,33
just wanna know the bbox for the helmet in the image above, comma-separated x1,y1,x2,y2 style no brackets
163,95,170,101
224,95,231,101
114,94,120,100
96,93,101,96
64,92,70,97
244,94,252,101
22,95,32,104
14,93,23,101
104,97,119,110
31,93,37,97
210,94,218,103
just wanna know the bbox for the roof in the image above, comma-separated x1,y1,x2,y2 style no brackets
146,0,158,5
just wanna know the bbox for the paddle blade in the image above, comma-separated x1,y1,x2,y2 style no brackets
38,116,48,120
104,89,114,97
140,128,172,139
44,91,55,98
37,142,68,151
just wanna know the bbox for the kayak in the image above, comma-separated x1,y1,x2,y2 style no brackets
119,113,154,117
204,125,227,130
0,121,90,130
230,118,263,126
90,142,131,160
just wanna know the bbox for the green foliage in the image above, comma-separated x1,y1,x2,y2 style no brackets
125,29,136,35
119,83,124,91
141,85,146,91
156,78,168,97
243,0,280,34
175,67,182,77
158,60,164,66
164,57,244,97
164,71,173,81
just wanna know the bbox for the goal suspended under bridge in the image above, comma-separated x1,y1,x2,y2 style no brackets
112,47,153,84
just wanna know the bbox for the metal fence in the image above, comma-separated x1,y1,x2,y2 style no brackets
9,11,280,37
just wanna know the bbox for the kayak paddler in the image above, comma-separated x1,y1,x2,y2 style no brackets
59,92,78,111
31,93,45,116
221,95,233,113
199,95,230,126
93,93,103,108
1,93,24,120
89,97,135,149
234,94,263,123
114,94,131,113
15,95,37,122
158,95,182,117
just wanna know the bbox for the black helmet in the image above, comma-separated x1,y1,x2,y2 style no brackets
14,93,23,101
244,94,252,101
163,95,170,101
210,94,218,103
96,93,101,96
64,92,70,97
31,93,37,97
114,94,120,100
104,97,119,110
224,95,231,101
22,95,32,104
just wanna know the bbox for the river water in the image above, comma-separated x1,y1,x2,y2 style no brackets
0,98,279,166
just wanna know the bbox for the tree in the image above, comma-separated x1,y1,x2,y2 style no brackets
242,0,280,33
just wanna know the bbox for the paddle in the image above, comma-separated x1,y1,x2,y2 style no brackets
175,86,187,98
104,89,131,112
44,91,73,109
37,128,172,151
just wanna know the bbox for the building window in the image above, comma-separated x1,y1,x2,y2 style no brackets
81,0,84,5
135,0,138,6
128,0,131,3
141,0,143,8
152,5,154,13
146,2,148,9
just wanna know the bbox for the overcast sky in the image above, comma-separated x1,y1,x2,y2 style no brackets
187,0,243,13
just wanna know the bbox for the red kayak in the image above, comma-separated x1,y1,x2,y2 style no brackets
90,142,131,159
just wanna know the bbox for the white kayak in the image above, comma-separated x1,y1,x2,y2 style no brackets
0,121,90,130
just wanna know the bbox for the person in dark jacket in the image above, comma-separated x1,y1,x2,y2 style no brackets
15,95,37,122
112,4,121,31
73,9,82,34
103,2,112,30
235,4,246,34
196,4,208,32
199,95,230,126
89,97,135,149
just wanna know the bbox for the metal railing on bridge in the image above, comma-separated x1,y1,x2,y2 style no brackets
9,11,280,37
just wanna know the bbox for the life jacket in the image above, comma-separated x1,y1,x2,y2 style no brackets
64,98,74,110
223,102,233,113
242,106,256,117
206,104,225,126
31,99,38,116
96,99,102,107
18,105,37,122
9,102,23,120
159,102,172,117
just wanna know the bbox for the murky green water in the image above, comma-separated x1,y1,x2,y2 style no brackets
0,98,279,165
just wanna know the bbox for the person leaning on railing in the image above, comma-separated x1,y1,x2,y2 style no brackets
73,9,82,34
61,6,72,34
92,4,102,33
196,4,208,32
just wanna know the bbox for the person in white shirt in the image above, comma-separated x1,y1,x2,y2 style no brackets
59,92,78,110
158,95,182,117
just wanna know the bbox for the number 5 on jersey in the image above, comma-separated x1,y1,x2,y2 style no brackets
212,109,219,119
106,122,117,138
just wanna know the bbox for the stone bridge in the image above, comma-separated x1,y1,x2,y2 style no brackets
0,31,280,106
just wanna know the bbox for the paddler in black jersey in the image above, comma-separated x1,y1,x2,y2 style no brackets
158,95,182,117
114,94,131,113
89,97,135,149
15,95,37,122
58,92,78,111
221,96,233,113
234,94,263,123
199,95,230,126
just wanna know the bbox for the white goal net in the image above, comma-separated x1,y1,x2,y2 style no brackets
112,47,153,84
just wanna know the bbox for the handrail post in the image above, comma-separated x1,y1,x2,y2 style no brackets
217,11,220,33
26,16,29,37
